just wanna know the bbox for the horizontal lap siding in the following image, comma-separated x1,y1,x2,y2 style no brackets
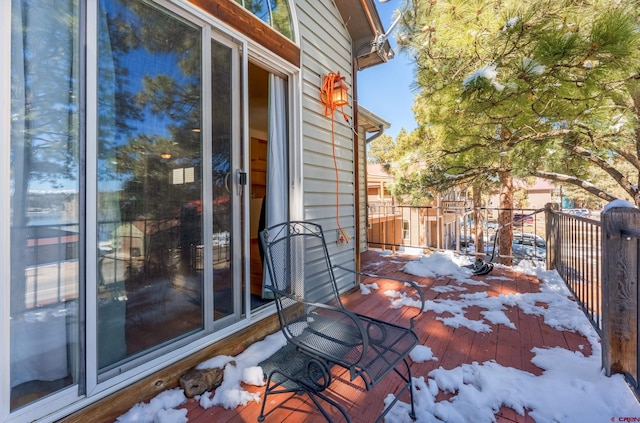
295,0,356,296
358,127,367,253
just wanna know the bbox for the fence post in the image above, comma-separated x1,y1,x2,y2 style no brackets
601,201,640,377
545,202,559,270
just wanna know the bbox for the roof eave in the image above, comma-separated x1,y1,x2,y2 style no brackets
333,0,395,70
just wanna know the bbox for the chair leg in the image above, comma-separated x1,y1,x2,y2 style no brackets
376,358,416,423
258,369,352,423
404,358,417,420
305,389,352,423
258,370,300,422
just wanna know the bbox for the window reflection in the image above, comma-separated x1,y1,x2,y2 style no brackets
235,0,293,40
271,0,293,39
245,0,272,26
97,0,204,371
10,0,80,410
211,39,234,320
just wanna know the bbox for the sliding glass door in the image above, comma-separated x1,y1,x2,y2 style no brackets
96,0,205,373
7,0,266,417
95,0,243,375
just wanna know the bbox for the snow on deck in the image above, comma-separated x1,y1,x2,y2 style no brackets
113,249,640,423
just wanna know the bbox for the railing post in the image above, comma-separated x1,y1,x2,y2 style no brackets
601,201,640,377
545,202,559,270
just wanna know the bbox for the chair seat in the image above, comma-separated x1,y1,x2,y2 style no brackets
293,312,419,386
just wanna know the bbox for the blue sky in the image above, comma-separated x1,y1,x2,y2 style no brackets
358,1,417,139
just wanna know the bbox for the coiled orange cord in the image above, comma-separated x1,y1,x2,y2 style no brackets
320,72,350,243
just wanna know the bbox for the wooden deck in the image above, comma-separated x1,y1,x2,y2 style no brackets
125,250,593,423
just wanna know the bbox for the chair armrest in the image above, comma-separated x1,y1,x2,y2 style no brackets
333,264,425,329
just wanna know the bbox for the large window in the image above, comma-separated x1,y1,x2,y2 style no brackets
96,0,204,372
10,0,81,410
235,0,294,40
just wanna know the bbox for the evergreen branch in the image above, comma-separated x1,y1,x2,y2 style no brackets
441,142,494,155
515,129,572,143
562,142,637,198
532,170,618,202
613,148,640,172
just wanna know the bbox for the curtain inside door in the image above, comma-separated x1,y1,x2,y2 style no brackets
262,74,288,298
10,0,80,396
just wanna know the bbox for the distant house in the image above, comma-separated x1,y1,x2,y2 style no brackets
516,178,557,209
357,108,391,255
366,163,404,249
365,162,461,251
2,1,396,421
487,177,557,210
367,163,395,207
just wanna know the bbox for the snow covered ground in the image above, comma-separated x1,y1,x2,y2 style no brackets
115,251,640,423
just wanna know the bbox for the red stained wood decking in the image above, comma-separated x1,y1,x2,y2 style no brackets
147,250,595,423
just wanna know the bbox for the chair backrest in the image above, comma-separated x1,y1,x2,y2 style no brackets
259,221,343,332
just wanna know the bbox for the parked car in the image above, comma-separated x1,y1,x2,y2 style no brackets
565,208,591,218
460,218,498,231
513,213,534,225
513,231,546,248
459,233,475,247
511,242,546,262
489,232,546,247
485,232,546,264
485,243,546,264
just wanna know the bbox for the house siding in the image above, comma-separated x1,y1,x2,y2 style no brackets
296,0,357,295
358,126,368,253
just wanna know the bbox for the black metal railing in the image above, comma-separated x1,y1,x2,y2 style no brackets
367,203,602,328
547,208,602,333
366,204,546,263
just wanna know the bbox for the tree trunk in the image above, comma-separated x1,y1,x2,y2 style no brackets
498,171,513,266
473,186,484,254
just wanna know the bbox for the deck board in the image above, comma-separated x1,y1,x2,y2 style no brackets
111,250,597,423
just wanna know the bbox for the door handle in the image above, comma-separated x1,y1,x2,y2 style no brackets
238,170,247,186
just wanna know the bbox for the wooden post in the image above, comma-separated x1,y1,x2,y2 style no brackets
545,202,559,270
601,202,640,377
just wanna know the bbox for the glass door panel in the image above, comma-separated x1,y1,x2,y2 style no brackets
96,0,203,372
9,0,81,410
211,38,237,321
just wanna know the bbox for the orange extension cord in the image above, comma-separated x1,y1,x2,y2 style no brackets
321,72,350,243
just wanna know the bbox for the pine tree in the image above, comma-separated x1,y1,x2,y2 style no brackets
390,0,640,262
399,0,640,200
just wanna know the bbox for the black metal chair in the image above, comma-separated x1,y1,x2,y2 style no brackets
258,221,425,422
